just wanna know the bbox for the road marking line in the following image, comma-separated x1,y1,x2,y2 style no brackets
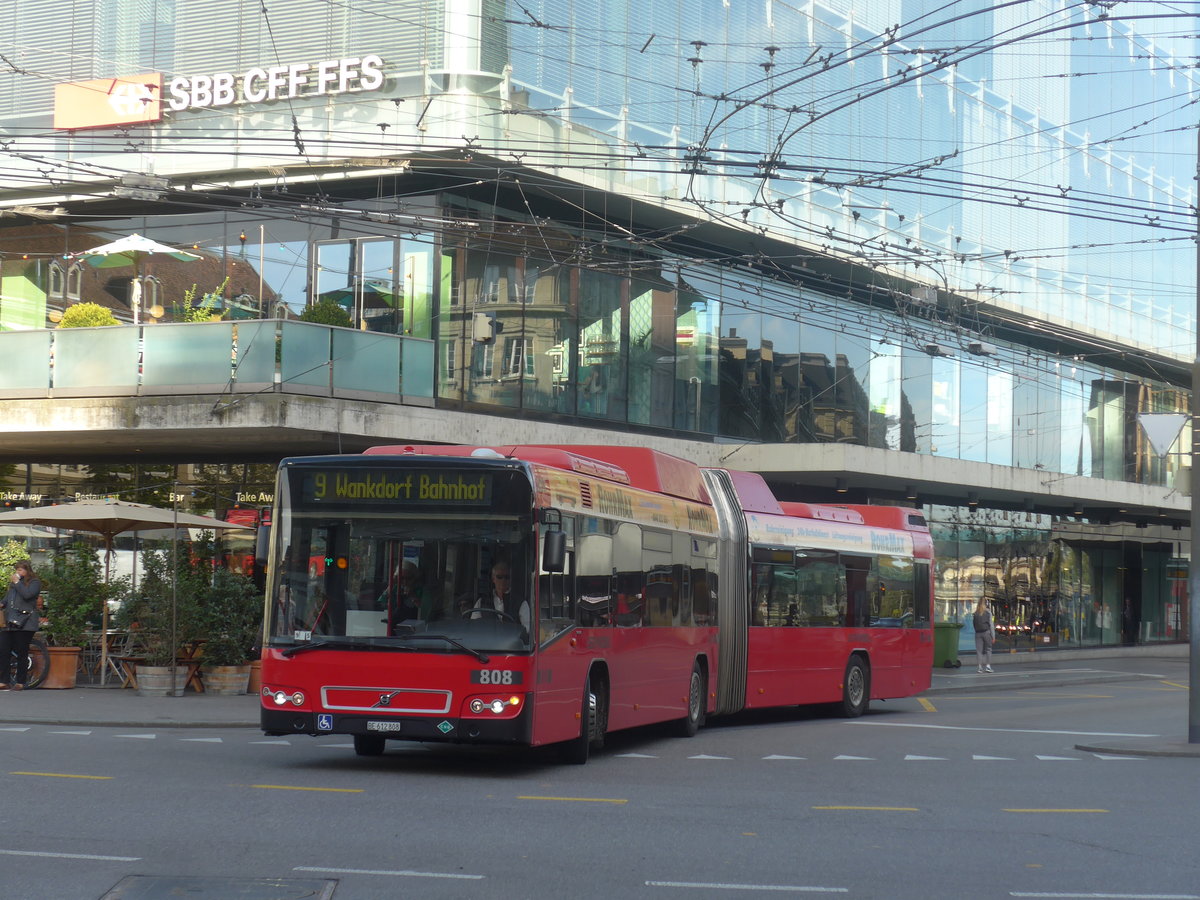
0,849,139,862
1011,892,1199,898
974,755,1015,760
647,880,847,892
49,730,92,735
180,737,223,743
249,784,363,793
849,722,1157,738
296,865,483,880
114,733,156,740
518,795,628,804
10,771,112,780
689,754,733,759
0,727,30,732
763,755,805,760
1003,808,1108,814
918,697,937,711
833,755,874,760
905,755,947,760
813,806,919,811
1161,681,1189,690
1035,755,1080,761
616,752,658,758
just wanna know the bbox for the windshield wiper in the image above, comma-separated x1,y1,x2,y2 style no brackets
280,637,418,657
281,638,356,657
280,634,489,663
414,633,490,663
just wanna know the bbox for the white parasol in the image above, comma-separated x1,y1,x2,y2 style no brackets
75,234,201,324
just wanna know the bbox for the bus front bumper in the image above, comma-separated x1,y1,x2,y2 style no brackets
261,703,533,745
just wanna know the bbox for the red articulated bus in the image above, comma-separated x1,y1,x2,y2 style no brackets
259,445,933,762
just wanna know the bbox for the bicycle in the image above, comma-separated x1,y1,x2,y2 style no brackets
6,633,50,689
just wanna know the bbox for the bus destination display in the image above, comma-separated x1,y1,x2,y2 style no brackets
301,469,493,506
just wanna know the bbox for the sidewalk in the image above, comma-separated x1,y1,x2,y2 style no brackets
1,646,1195,756
0,684,261,729
928,642,1200,758
927,641,1190,695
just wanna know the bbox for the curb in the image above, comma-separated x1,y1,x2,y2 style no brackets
1,717,261,729
925,671,1157,696
1074,740,1200,759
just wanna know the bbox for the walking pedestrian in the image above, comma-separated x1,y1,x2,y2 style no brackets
972,598,995,674
0,560,43,690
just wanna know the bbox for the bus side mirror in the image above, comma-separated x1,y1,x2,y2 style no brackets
542,530,565,573
254,524,271,581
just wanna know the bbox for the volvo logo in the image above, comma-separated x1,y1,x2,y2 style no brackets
377,693,392,706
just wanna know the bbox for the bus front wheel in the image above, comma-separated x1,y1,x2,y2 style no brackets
560,675,602,765
839,656,870,718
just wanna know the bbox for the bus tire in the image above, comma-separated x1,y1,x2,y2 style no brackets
354,734,386,757
839,656,870,718
560,675,598,765
676,662,706,737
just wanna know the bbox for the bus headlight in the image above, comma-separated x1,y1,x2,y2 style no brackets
466,695,522,716
267,688,305,706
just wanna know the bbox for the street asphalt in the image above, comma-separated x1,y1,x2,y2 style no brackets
2,644,1195,756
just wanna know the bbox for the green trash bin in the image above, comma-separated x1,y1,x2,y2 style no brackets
933,621,964,668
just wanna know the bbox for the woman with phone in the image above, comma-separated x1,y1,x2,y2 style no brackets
0,560,43,690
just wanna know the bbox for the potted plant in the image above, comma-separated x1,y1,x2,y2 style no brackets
115,540,207,696
40,542,127,689
198,566,263,695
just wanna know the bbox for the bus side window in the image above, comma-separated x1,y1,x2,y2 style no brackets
576,524,613,627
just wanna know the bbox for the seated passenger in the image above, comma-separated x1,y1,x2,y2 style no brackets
389,562,432,631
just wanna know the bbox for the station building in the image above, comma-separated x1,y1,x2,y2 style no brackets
0,1,1196,652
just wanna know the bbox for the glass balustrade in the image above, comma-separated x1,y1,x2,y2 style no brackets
0,321,434,403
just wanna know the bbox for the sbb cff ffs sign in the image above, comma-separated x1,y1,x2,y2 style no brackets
167,54,385,111
53,55,386,128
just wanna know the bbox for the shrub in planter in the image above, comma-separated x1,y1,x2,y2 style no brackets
41,542,127,650
57,302,120,328
200,566,262,668
299,298,352,328
115,539,208,667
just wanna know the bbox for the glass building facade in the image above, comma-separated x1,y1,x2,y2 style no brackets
0,1,1195,650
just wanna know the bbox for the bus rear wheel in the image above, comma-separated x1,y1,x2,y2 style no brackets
676,662,706,737
839,656,870,718
354,734,387,757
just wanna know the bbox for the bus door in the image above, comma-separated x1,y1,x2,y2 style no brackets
531,515,596,746
906,557,934,684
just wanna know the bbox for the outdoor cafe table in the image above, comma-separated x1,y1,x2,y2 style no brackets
83,631,131,684
103,637,206,692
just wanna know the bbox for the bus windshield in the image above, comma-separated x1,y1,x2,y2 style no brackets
266,461,535,654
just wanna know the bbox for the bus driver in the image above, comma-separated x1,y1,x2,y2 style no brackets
471,558,530,631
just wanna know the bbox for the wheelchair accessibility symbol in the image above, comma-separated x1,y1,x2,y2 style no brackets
317,714,333,731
